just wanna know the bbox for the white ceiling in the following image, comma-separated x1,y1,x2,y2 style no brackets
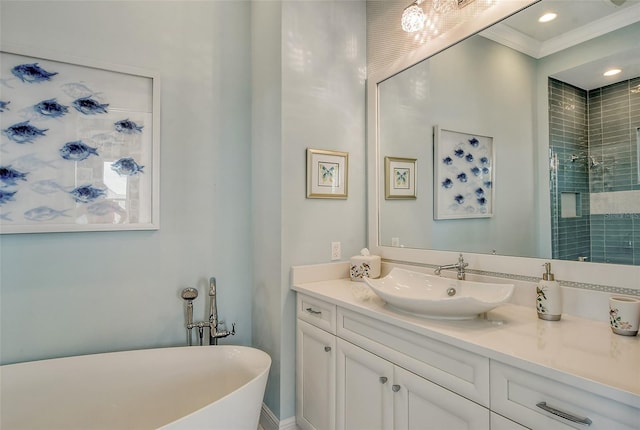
481,0,640,89
503,0,637,43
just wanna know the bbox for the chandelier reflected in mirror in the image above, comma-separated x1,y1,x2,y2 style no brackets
401,0,477,33
432,0,457,13
401,0,427,32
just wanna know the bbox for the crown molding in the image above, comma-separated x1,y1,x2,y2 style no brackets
481,2,640,59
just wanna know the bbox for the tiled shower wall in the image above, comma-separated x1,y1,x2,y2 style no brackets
588,78,640,193
549,77,640,265
549,78,591,262
588,77,640,265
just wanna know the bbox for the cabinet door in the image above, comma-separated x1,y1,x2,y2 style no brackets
394,366,490,430
491,412,529,430
336,338,394,430
296,319,336,430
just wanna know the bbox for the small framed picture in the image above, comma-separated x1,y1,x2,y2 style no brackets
385,157,417,199
306,148,348,199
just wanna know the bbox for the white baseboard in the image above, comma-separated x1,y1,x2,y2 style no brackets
259,403,299,430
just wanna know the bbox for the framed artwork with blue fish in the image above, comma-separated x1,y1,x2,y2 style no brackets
306,148,348,199
385,156,416,199
434,126,494,220
0,45,160,234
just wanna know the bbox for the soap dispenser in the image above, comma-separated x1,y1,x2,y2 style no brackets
536,262,562,321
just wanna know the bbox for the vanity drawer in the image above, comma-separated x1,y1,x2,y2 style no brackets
336,308,490,407
297,294,336,334
490,361,640,430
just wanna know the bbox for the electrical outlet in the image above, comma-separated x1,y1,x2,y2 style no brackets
331,242,341,260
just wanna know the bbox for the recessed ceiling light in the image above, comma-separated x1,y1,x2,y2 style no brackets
538,12,557,23
604,68,622,77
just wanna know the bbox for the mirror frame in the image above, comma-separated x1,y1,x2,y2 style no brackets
366,0,640,289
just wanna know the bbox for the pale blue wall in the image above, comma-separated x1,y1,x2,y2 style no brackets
252,0,367,420
1,0,367,423
0,1,253,363
280,1,367,419
252,0,285,418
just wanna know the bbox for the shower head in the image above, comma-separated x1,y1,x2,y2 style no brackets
589,156,601,169
181,287,198,301
181,287,198,343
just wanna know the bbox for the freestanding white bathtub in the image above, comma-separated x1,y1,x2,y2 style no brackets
0,345,271,430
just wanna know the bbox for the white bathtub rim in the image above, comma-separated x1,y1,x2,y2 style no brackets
160,346,272,429
1,344,269,368
1,345,272,430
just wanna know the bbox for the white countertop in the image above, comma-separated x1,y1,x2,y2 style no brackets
292,278,640,409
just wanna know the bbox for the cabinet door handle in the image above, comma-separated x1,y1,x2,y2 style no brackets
536,402,592,426
379,377,388,384
305,307,322,315
392,384,401,392
324,346,332,352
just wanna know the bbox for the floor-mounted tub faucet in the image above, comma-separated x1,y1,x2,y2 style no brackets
180,277,235,346
434,254,469,280
208,277,235,345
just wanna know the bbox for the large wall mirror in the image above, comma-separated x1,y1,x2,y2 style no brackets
370,0,640,274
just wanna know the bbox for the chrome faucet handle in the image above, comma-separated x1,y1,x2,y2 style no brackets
197,322,206,346
456,254,468,280
458,254,468,266
209,321,236,345
216,321,237,336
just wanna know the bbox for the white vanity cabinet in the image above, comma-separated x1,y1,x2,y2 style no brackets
392,358,489,429
336,338,393,430
490,413,528,430
297,293,491,430
491,361,640,430
336,338,489,430
296,296,337,430
294,284,640,430
336,307,490,407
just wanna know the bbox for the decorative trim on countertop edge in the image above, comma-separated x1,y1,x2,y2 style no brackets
383,259,640,297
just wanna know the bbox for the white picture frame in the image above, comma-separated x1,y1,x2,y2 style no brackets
434,126,494,220
0,46,160,234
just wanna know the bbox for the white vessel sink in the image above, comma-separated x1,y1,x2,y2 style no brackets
364,267,514,320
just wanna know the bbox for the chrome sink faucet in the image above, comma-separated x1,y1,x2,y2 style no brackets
434,254,469,280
